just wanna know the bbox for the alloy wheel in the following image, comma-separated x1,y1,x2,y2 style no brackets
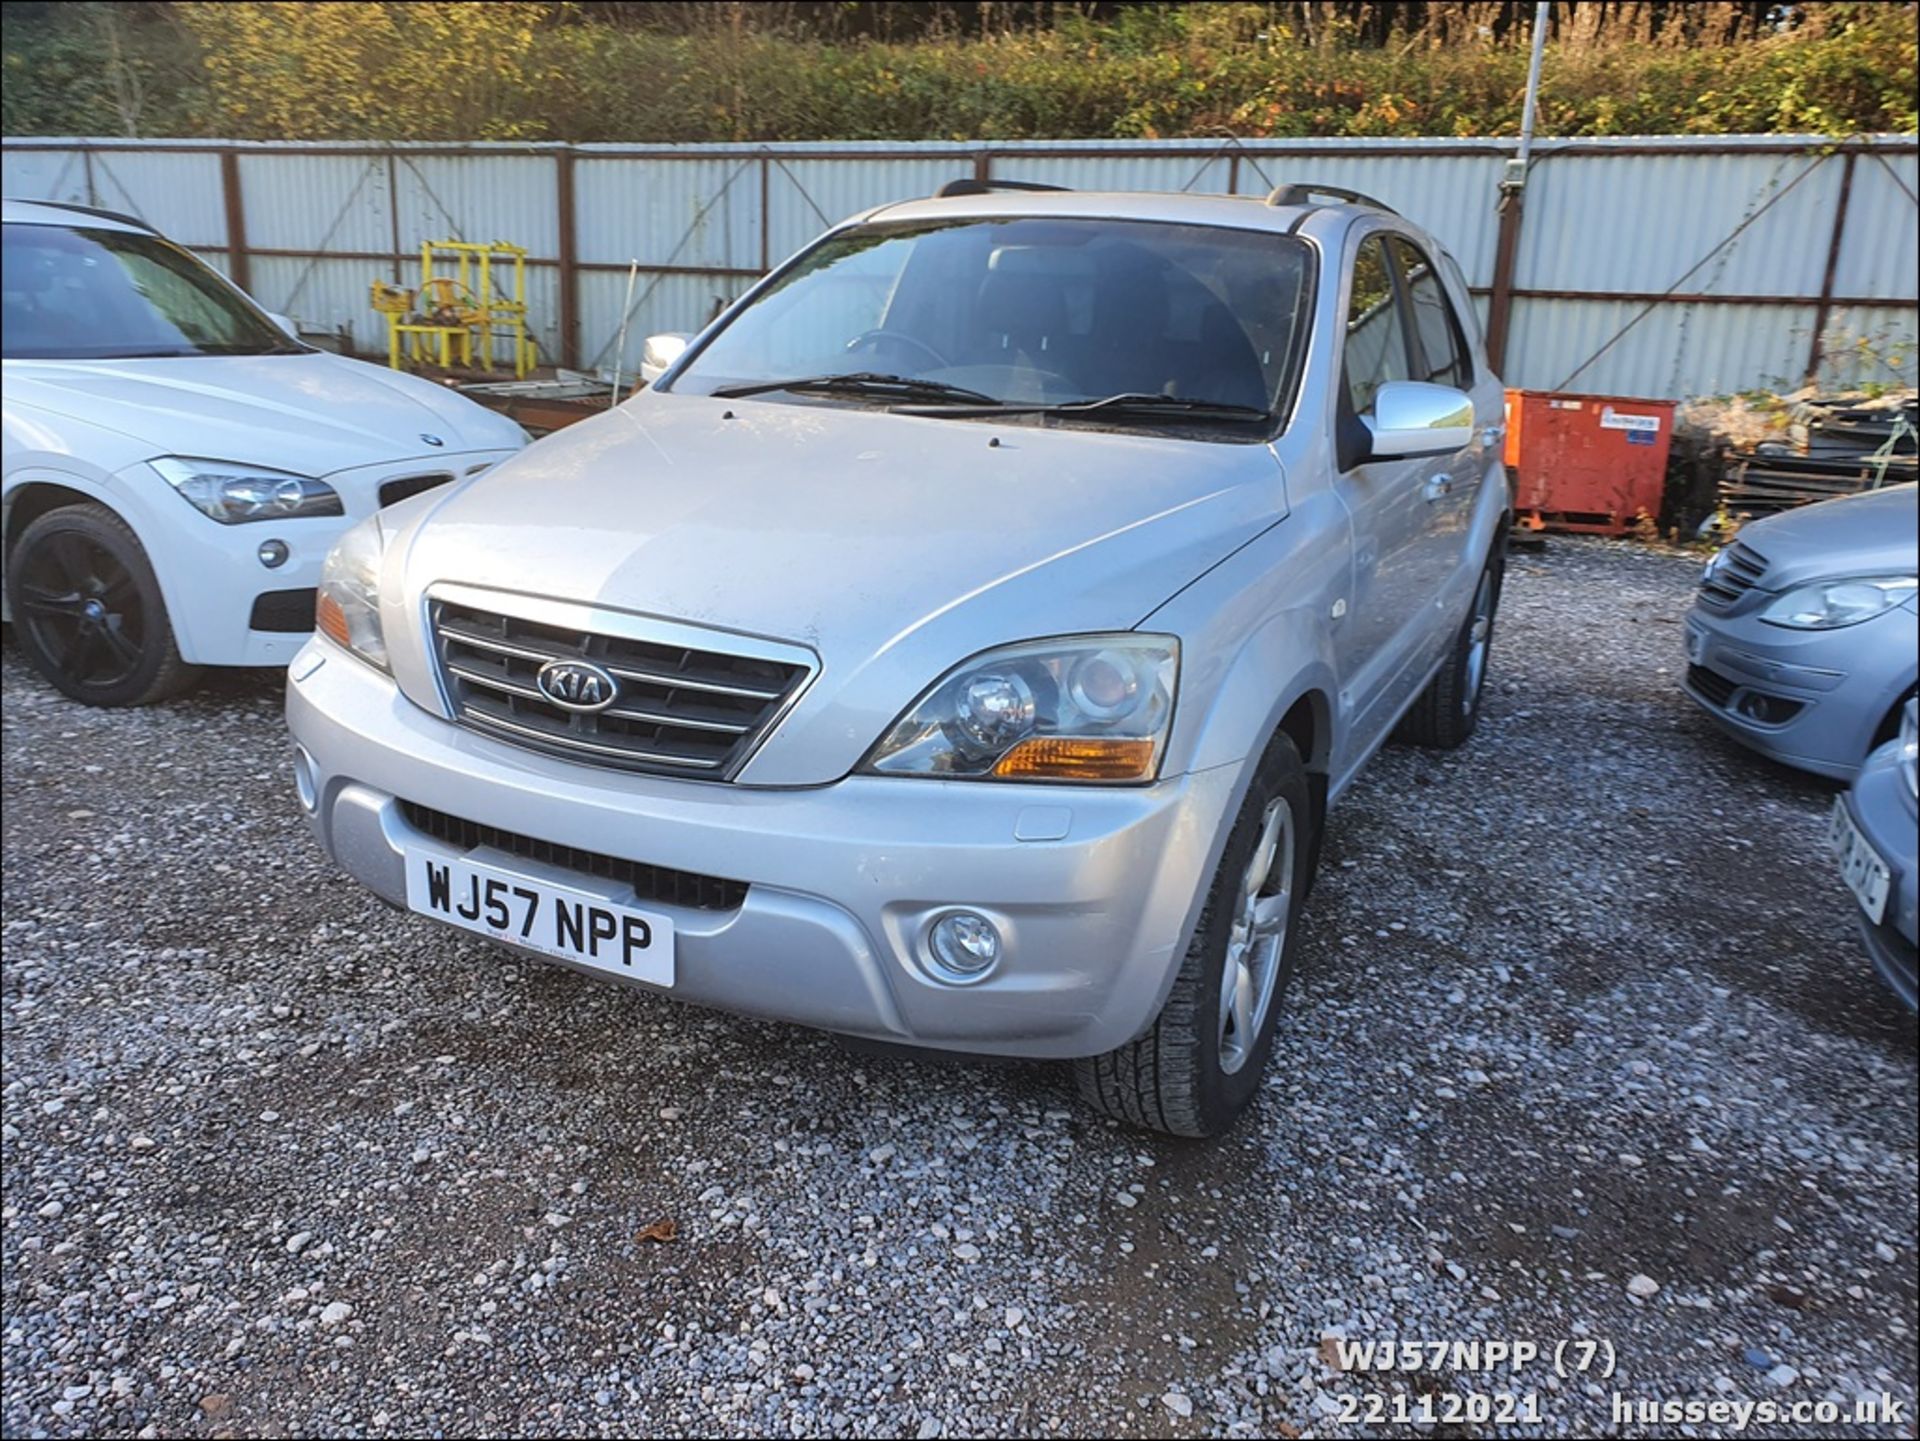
15,531,149,691
1217,795,1295,1075
1462,567,1495,715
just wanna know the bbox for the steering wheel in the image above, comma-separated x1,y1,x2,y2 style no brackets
845,329,950,369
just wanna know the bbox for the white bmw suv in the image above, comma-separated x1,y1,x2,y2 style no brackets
1,199,526,705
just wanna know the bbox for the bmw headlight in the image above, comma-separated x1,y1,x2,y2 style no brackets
315,515,388,670
863,635,1178,783
1759,575,1916,629
153,456,342,524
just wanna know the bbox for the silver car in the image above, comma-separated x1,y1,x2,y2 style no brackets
1831,698,1919,1010
1685,483,1918,779
287,184,1511,1135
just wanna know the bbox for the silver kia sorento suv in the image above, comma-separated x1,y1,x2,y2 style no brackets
287,181,1511,1136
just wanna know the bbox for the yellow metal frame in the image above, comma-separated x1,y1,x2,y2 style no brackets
370,238,535,379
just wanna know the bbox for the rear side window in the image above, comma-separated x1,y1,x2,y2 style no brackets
1342,234,1411,414
1439,250,1483,348
1390,237,1472,389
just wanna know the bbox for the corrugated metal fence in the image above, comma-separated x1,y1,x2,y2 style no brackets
4,134,1914,399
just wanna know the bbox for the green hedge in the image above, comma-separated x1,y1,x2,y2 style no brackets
3,2,1914,142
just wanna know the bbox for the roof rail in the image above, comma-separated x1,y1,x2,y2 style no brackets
934,178,1071,198
1265,183,1398,215
19,199,158,233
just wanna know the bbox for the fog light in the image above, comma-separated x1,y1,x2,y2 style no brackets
927,910,1002,980
1735,691,1800,725
258,539,290,569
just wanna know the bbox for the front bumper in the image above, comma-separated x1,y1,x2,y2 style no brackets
165,512,342,667
286,640,1237,1058
1681,599,1915,780
1841,745,1919,1011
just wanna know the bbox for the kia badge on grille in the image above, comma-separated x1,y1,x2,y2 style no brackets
535,659,619,712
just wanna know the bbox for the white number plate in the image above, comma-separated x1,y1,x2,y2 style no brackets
404,850,674,986
1828,799,1891,926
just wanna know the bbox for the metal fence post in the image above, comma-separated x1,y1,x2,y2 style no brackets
1486,186,1524,374
557,148,581,371
386,149,403,282
759,153,772,273
220,149,251,294
1806,150,1857,384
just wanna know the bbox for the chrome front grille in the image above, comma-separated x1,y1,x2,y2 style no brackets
431,599,811,780
1698,540,1769,609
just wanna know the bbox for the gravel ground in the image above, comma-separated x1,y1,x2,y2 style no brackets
3,538,1916,1440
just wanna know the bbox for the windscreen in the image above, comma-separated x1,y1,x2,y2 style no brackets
1,222,297,360
672,216,1314,419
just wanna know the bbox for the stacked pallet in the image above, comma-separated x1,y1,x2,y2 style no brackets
1721,393,1917,518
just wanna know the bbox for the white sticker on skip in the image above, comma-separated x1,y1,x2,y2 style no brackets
1599,406,1662,433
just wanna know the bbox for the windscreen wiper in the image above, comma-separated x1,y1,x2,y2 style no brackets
710,372,1001,405
185,342,310,356
1056,392,1269,419
895,391,1272,423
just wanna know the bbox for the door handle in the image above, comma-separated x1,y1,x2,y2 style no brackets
1422,474,1454,502
1481,425,1505,448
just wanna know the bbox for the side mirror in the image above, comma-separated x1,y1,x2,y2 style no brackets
264,311,299,339
639,332,691,385
1362,381,1474,460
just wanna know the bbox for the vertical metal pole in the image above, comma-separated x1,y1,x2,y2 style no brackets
386,149,403,282
1807,150,1857,384
1228,152,1241,196
1486,0,1550,376
1515,0,1549,176
1486,200,1524,374
220,149,251,294
557,149,581,371
81,147,98,206
974,150,991,185
759,153,772,273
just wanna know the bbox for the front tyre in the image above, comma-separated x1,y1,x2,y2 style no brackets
1397,537,1505,750
6,503,198,707
1074,732,1317,1137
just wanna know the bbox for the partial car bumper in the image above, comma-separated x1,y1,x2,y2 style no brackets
1840,742,1919,1011
1681,600,1916,780
164,513,338,667
285,639,1237,1058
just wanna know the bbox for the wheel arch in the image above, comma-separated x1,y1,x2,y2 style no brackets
2,477,140,622
5,477,130,554
1870,674,1919,751
1130,673,1336,1046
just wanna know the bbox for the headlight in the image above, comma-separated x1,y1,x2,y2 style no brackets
862,635,1178,783
315,516,388,670
1760,575,1916,629
152,456,342,524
